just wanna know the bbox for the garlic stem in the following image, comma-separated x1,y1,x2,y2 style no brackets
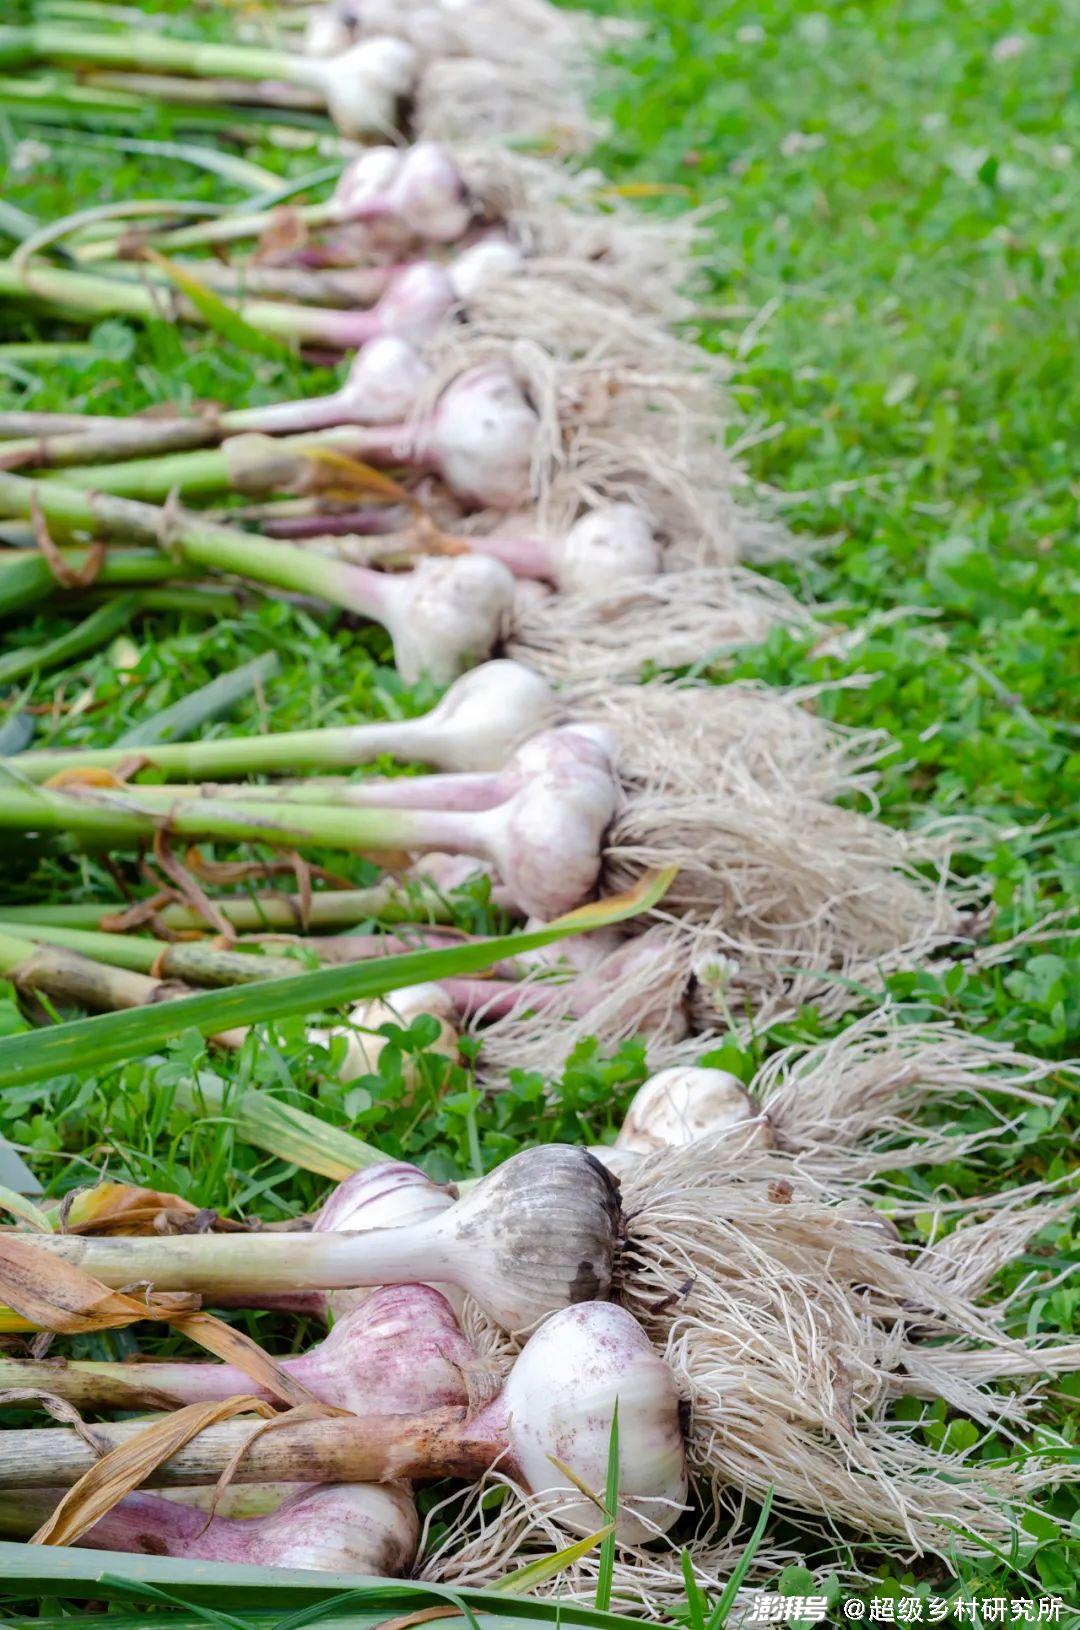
4,28,418,137
0,470,514,682
75,142,473,262
36,362,540,513
7,660,551,784
22,1145,622,1334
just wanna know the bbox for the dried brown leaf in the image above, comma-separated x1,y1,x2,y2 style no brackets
31,1395,276,1548
0,1235,200,1334
58,1181,226,1237
0,1238,320,1408
0,1386,107,1449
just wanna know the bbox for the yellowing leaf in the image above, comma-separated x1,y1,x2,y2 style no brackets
31,1396,276,1548
549,865,676,931
0,1236,320,1408
143,250,294,362
0,1233,201,1334
0,1183,53,1234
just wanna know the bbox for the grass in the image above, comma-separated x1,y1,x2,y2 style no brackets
0,0,1078,1616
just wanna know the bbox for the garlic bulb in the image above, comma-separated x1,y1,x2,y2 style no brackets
429,1145,621,1331
368,260,456,345
303,5,352,57
69,1481,419,1573
330,144,404,214
424,365,538,510
467,725,619,918
298,38,418,138
331,141,472,244
376,554,515,683
550,503,661,596
311,982,459,1087
616,1067,772,1155
2,1283,478,1417
336,335,434,425
389,659,554,773
34,1145,624,1337
484,1301,687,1542
409,850,499,892
449,235,525,297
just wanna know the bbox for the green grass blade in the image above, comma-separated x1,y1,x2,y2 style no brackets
706,1487,775,1630
0,1139,42,1194
144,250,295,360
680,1551,708,1630
0,712,34,755
45,129,284,190
0,550,190,618
0,1541,672,1624
493,1525,616,1596
0,1180,52,1230
594,1401,619,1612
173,1073,385,1180
244,162,341,211
0,870,674,1089
117,650,281,747
0,593,139,685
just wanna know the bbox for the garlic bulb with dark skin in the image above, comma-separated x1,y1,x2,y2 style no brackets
31,1145,624,1336
0,1482,419,1574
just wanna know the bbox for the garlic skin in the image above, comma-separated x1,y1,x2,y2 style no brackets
303,8,352,56
337,336,434,425
222,1482,418,1573
552,503,662,596
160,1484,302,1518
396,660,555,772
380,554,516,684
304,38,418,139
428,366,538,510
298,1284,476,1411
616,1067,772,1156
312,982,459,1087
430,1144,622,1333
330,142,472,244
475,726,619,919
584,1145,640,1180
514,921,626,975
490,1302,687,1542
331,145,404,216
78,1481,419,1574
385,141,473,243
315,1159,457,1235
409,850,499,892
449,235,525,298
373,261,456,345
314,1159,462,1318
